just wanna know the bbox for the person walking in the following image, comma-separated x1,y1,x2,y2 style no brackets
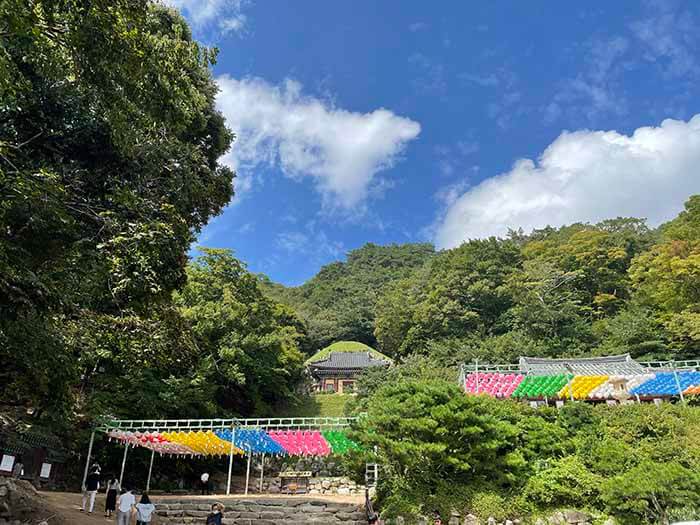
81,467,100,514
134,493,156,525
200,472,210,495
116,484,136,525
104,476,120,518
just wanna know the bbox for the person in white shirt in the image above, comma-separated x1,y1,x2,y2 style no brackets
200,472,210,495
116,485,136,525
135,493,156,524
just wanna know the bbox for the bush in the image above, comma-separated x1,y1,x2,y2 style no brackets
522,456,602,510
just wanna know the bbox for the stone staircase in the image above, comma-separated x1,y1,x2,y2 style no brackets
154,496,368,524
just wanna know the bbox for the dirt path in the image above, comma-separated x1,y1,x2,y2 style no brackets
40,491,364,524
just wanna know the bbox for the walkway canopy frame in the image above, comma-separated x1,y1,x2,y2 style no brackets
85,416,359,496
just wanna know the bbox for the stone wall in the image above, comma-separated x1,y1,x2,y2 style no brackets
155,497,368,524
256,476,365,496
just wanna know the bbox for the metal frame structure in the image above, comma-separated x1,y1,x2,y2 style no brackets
458,359,700,401
83,417,358,497
459,359,700,376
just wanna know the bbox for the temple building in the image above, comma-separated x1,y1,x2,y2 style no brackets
307,341,392,393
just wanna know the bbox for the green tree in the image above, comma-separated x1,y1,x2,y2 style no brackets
0,0,234,417
630,196,700,358
601,461,700,525
175,249,306,415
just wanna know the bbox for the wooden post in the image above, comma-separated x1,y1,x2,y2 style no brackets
81,430,96,490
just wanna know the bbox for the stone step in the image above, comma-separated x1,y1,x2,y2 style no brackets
154,497,368,524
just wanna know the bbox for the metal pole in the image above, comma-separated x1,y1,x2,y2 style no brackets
244,452,252,496
373,445,378,486
146,449,155,492
259,454,265,493
671,361,685,404
565,364,574,402
475,359,480,394
81,430,96,489
226,426,236,496
118,443,129,488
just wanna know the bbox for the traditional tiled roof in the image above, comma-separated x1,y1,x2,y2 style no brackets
519,354,645,376
309,351,391,371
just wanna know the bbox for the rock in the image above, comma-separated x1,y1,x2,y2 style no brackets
321,480,331,490
548,512,566,525
487,518,496,525
505,521,514,525
463,514,479,525
564,510,592,524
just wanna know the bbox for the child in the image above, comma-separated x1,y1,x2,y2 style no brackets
206,503,224,525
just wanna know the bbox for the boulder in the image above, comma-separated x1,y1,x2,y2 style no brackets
463,514,479,525
564,510,592,524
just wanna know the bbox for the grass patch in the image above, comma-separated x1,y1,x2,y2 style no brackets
281,393,352,417
305,340,391,364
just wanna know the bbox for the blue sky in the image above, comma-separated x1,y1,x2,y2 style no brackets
169,0,700,285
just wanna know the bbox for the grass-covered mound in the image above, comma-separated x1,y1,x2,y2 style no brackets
305,340,391,365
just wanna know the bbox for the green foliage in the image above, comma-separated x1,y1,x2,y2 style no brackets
601,461,700,525
350,374,700,523
0,0,234,421
280,394,352,417
522,456,603,509
260,243,435,351
174,248,305,415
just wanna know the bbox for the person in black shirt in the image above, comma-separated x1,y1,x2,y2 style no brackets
206,503,224,525
81,468,101,514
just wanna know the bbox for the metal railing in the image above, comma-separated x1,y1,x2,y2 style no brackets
99,416,359,433
459,359,700,377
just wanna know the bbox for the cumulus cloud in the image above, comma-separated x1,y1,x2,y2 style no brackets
164,0,248,35
434,115,700,248
215,76,421,211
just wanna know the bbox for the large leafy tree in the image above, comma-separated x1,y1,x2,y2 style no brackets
175,249,306,415
630,196,700,358
0,0,234,419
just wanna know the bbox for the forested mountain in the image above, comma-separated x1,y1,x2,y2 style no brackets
263,199,700,365
259,242,435,352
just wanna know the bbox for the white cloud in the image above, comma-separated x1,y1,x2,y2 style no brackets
631,1,699,79
275,223,345,259
435,115,700,248
215,76,421,211
163,0,248,35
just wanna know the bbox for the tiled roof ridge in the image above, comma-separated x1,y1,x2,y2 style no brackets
519,353,633,365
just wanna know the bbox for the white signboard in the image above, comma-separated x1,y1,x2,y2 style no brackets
0,455,14,472
40,463,52,478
